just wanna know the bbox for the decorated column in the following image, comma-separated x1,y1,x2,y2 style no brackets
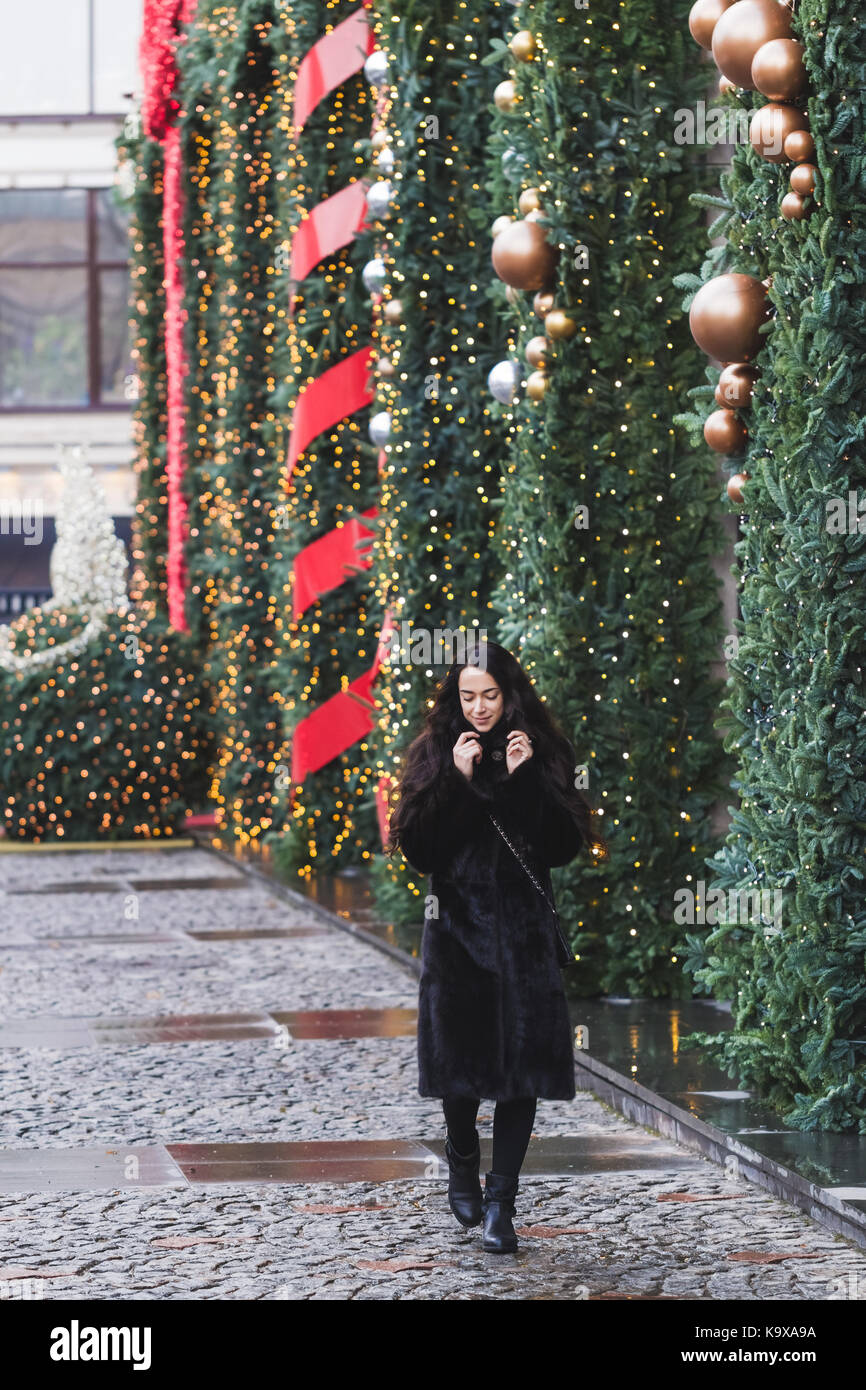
678,0,866,1131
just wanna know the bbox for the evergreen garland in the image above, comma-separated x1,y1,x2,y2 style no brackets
267,0,384,878
677,0,866,1130
176,0,293,843
366,0,511,925
116,123,171,612
483,0,732,994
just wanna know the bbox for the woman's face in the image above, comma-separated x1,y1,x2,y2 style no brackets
458,666,504,732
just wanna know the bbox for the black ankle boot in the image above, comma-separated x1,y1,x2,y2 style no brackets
444,1132,483,1227
482,1170,519,1253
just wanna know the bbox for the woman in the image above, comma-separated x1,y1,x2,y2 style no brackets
386,638,608,1254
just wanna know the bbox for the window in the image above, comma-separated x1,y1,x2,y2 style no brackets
0,0,143,118
0,187,133,410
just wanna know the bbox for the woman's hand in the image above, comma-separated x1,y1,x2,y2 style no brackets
453,731,482,781
506,729,533,775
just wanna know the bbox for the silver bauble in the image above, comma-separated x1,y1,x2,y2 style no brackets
487,359,521,404
375,146,395,174
369,411,392,447
366,180,393,219
364,51,389,87
361,258,388,294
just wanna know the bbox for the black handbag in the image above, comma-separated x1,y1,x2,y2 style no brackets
488,812,575,969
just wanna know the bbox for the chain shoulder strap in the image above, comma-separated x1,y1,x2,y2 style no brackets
488,812,555,911
488,811,574,968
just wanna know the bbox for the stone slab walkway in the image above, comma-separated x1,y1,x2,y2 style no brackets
0,847,864,1301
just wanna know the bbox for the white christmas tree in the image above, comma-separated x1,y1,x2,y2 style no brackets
48,445,129,610
0,445,129,674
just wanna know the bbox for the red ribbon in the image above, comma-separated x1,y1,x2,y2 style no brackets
289,181,369,315
290,610,395,786
292,506,377,620
286,346,376,481
292,3,375,134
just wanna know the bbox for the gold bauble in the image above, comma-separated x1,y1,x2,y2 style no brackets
689,272,770,363
371,129,389,152
494,80,517,113
780,191,809,220
510,30,536,62
750,102,808,163
492,215,513,238
716,362,758,409
533,291,556,318
751,38,807,101
383,298,404,325
727,471,751,506
544,309,577,341
526,370,548,401
784,128,815,162
704,408,748,454
377,356,396,377
688,0,736,50
525,335,551,369
719,75,737,95
491,218,558,291
518,187,543,216
789,162,817,197
712,0,792,90
505,285,522,305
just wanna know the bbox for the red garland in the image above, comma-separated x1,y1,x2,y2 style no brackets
139,0,197,632
162,121,189,630
139,0,186,140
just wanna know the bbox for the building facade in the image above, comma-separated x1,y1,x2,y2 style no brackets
0,0,142,620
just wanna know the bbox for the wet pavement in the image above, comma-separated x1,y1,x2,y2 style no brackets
0,846,865,1300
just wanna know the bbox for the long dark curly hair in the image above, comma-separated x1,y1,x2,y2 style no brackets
385,636,609,863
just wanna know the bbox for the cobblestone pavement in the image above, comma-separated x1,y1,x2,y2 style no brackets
0,847,864,1301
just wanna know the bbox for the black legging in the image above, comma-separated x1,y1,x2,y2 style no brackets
443,1094,537,1178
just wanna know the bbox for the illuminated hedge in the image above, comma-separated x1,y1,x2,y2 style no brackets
0,603,213,841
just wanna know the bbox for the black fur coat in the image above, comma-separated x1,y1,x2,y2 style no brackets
397,714,583,1101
